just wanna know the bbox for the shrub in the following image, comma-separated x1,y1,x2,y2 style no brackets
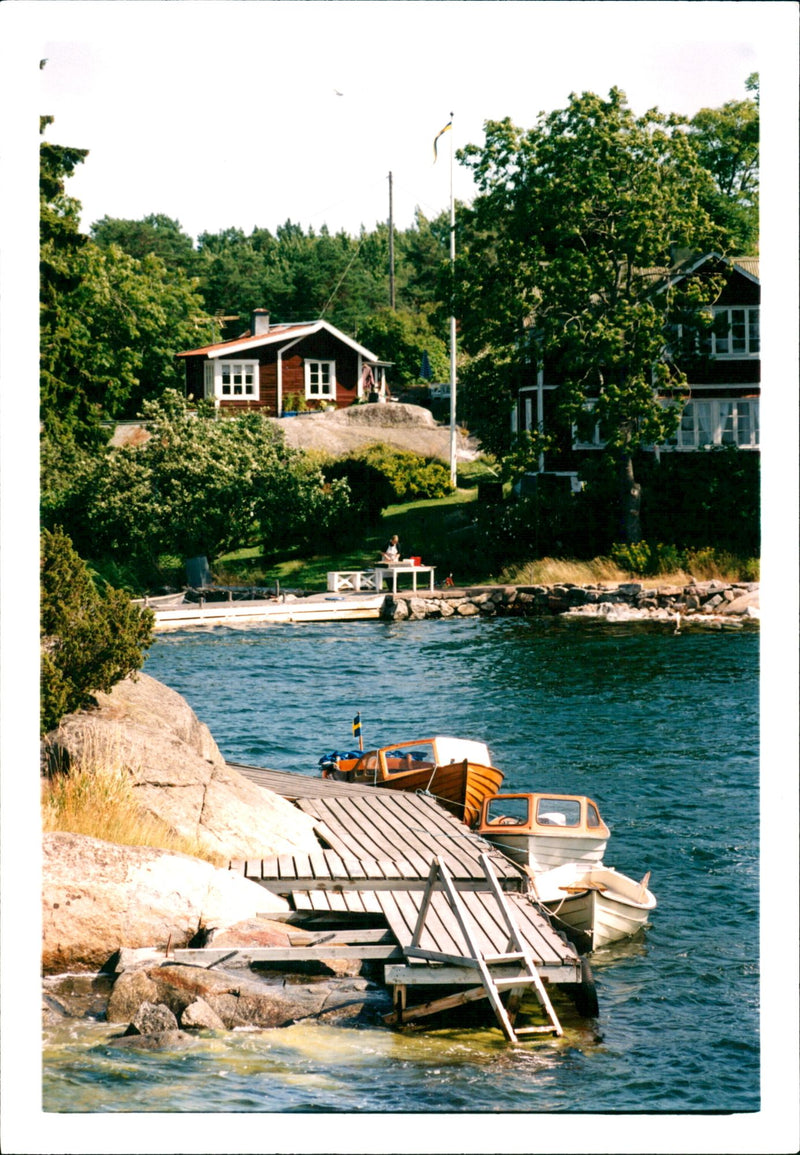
41,528,154,734
610,541,682,576
323,443,452,524
357,444,452,501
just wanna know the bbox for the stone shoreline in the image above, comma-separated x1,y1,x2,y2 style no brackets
379,579,759,627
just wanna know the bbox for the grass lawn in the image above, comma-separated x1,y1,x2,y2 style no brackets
215,487,483,590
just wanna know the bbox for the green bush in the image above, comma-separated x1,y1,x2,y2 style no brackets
610,541,682,576
637,446,760,554
357,444,452,501
323,443,452,524
41,528,155,735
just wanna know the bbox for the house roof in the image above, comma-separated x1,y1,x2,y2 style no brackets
658,252,760,289
177,320,382,363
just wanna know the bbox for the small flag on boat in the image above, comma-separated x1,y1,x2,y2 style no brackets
352,713,362,739
433,119,452,162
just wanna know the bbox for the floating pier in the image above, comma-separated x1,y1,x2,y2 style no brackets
176,766,587,1042
149,591,385,629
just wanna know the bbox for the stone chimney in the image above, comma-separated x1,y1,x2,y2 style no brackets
251,309,270,336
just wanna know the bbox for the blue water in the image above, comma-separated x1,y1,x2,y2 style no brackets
42,617,760,1118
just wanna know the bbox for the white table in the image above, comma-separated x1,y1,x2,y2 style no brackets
374,565,436,593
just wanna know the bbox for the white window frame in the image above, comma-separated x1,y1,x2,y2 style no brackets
574,397,760,451
704,306,760,358
668,398,760,450
304,359,336,400
572,402,605,449
207,359,260,401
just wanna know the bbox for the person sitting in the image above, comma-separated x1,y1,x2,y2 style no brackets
381,535,400,564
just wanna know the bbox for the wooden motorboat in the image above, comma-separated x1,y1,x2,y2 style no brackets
319,736,504,826
476,792,656,950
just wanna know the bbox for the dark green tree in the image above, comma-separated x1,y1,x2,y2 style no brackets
40,120,215,436
457,89,729,539
81,390,351,569
358,307,449,387
41,528,154,734
91,213,200,276
689,73,759,251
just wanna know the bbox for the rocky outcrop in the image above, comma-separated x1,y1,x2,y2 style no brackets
380,580,760,627
41,672,321,860
273,402,481,462
104,961,390,1031
41,832,290,973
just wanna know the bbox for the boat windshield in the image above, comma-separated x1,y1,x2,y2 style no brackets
536,797,582,827
484,796,531,827
382,742,436,775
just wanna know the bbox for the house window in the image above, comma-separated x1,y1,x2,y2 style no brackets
305,359,335,399
572,403,609,449
218,361,258,398
204,362,215,399
703,307,760,358
676,399,759,449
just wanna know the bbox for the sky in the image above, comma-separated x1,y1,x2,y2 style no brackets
1,5,799,1154
20,0,785,242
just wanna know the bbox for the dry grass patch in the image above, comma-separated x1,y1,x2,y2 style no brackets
500,557,626,586
499,551,758,588
42,731,222,865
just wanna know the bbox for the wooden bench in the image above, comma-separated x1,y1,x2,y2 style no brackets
326,570,379,592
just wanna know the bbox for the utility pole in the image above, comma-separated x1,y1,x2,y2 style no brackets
388,171,396,309
448,113,457,489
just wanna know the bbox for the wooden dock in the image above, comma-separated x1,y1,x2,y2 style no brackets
150,592,385,629
176,764,586,1041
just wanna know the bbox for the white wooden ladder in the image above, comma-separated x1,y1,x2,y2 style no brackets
406,853,562,1043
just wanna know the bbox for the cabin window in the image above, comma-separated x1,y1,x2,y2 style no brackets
208,360,259,400
587,803,601,827
485,796,530,826
305,359,335,399
536,798,581,826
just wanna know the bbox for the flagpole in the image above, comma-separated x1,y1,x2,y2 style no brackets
448,111,457,489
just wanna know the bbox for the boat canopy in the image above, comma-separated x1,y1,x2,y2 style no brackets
478,793,610,840
431,737,492,766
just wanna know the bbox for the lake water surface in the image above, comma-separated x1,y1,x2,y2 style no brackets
42,617,763,1137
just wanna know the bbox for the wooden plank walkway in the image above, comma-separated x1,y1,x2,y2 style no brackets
226,763,582,1001
294,792,520,883
229,761,383,799
230,790,579,980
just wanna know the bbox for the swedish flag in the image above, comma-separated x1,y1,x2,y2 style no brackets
352,713,362,740
433,120,452,162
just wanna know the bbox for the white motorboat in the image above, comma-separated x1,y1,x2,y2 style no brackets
476,791,610,871
476,792,656,950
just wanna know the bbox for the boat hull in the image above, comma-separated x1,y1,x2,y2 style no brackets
482,831,606,872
